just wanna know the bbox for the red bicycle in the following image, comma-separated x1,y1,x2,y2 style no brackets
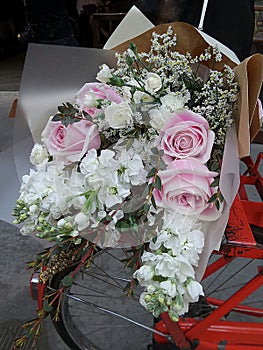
29,152,263,350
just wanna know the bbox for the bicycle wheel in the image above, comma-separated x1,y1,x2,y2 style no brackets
201,254,263,322
49,240,263,350
50,248,165,350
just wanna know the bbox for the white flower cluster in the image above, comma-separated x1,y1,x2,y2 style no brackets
134,211,205,320
15,144,147,245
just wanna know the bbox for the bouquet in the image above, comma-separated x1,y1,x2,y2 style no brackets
13,25,240,327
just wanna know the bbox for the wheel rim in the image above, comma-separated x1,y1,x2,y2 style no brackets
51,248,159,350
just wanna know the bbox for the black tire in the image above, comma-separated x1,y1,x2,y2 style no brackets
50,248,155,350
49,241,263,349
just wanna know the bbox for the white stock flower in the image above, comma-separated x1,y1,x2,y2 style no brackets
20,221,37,235
155,254,195,281
98,150,118,174
180,230,205,263
139,292,150,308
80,149,98,175
160,280,178,298
96,64,112,83
117,151,147,186
74,212,90,231
104,102,133,129
133,265,155,286
145,72,162,94
42,192,69,219
184,279,204,303
141,251,158,264
151,230,182,256
99,173,130,208
30,143,49,165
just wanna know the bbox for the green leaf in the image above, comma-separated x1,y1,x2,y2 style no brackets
129,42,139,58
210,162,220,171
109,76,125,87
151,195,157,209
144,202,150,213
207,193,218,203
218,191,224,202
210,177,219,187
154,175,162,190
43,301,53,313
52,114,61,122
147,167,157,178
62,274,74,287
151,147,160,155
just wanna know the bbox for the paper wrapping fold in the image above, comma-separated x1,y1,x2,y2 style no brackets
113,21,263,158
234,54,263,157
112,21,263,279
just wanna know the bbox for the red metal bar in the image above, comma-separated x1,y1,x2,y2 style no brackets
219,243,263,259
160,312,191,349
184,271,263,341
179,317,263,347
206,296,263,317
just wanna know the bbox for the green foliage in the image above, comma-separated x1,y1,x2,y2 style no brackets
52,102,80,126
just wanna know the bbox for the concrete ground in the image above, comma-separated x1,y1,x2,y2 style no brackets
0,47,262,350
0,50,71,350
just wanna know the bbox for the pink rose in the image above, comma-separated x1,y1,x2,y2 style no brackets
152,158,219,220
41,117,101,163
75,82,123,117
160,110,215,164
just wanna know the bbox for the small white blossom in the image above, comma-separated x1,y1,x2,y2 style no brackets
30,143,49,165
96,64,112,83
74,212,90,231
145,72,162,94
133,90,155,103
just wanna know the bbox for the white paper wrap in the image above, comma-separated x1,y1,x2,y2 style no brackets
3,7,242,281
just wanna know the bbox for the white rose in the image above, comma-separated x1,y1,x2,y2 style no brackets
96,64,112,83
160,94,185,112
104,102,133,129
83,91,99,108
133,90,155,104
145,72,162,94
30,143,49,165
